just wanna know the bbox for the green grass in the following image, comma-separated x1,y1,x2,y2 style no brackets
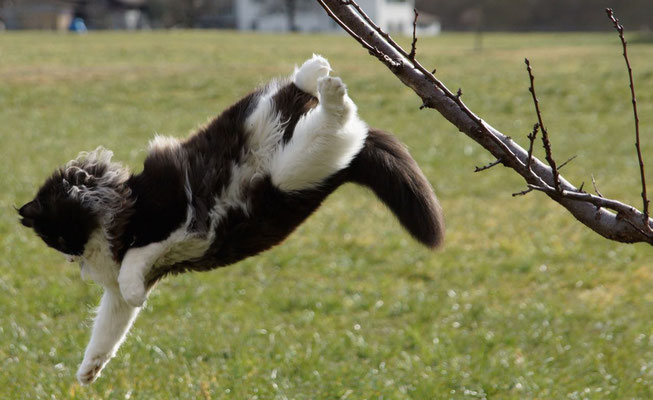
1,31,653,399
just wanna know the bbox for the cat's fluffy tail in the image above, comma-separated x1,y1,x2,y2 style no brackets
347,129,444,248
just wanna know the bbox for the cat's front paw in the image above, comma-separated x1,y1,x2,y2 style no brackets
118,276,147,308
317,76,347,109
294,54,331,95
77,354,110,385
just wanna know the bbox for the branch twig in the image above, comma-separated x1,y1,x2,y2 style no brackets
525,58,561,193
475,159,502,173
592,174,604,198
606,8,650,229
528,184,653,237
513,188,533,197
408,8,418,61
558,155,577,170
526,123,540,172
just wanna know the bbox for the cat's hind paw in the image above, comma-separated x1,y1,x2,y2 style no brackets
293,54,331,96
318,76,347,110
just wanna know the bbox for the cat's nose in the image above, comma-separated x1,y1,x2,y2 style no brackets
65,255,75,263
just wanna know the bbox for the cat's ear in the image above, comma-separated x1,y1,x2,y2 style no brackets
18,200,42,228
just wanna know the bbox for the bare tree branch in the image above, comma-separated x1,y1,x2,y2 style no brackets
525,59,561,193
512,188,533,197
526,123,539,172
408,8,418,61
558,155,577,171
606,8,650,230
475,159,502,173
317,0,653,245
592,174,604,198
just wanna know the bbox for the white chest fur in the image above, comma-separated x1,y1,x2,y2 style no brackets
79,230,120,290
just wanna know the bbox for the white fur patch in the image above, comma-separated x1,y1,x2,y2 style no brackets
77,288,139,385
65,147,133,239
149,135,181,152
244,80,285,151
76,231,140,384
69,147,118,170
79,230,121,290
270,74,367,191
207,82,286,226
118,203,212,307
293,54,331,96
118,241,167,307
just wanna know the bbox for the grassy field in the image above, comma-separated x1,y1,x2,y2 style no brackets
1,30,653,399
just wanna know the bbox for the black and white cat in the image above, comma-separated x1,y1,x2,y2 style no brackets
18,55,444,384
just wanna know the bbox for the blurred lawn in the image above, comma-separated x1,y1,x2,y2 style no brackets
1,30,653,399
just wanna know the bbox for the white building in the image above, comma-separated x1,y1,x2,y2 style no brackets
235,0,440,35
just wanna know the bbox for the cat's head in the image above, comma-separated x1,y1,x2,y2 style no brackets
18,147,132,257
19,175,99,256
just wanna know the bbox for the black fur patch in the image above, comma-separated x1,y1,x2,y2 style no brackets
146,173,346,284
18,170,99,255
121,147,188,251
349,129,444,248
183,91,260,233
272,82,319,143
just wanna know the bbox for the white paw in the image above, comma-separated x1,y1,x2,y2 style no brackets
318,76,347,108
293,54,331,95
118,277,147,308
77,354,109,385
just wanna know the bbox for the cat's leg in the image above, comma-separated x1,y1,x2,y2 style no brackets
77,288,140,385
270,76,367,192
292,54,331,96
118,242,167,307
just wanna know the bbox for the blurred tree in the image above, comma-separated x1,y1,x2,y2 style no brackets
286,0,298,31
